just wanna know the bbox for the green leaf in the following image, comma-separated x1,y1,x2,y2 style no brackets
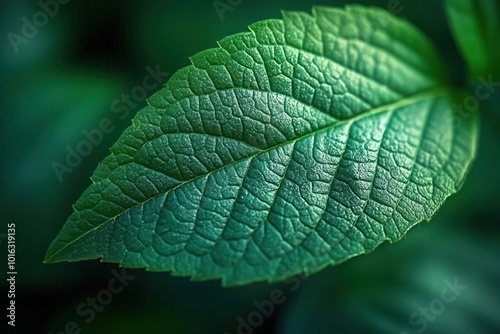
45,6,478,285
445,0,500,78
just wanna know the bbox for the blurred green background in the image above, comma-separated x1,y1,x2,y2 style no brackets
1,0,499,333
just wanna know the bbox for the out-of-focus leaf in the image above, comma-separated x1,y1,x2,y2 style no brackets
2,68,126,286
276,221,500,334
445,0,500,77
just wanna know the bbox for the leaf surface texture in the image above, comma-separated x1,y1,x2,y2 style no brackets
45,6,477,285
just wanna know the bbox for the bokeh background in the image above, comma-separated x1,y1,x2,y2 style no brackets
1,0,499,333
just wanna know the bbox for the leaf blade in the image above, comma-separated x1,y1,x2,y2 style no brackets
45,6,477,286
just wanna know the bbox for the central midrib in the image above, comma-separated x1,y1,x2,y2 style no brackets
46,85,449,261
